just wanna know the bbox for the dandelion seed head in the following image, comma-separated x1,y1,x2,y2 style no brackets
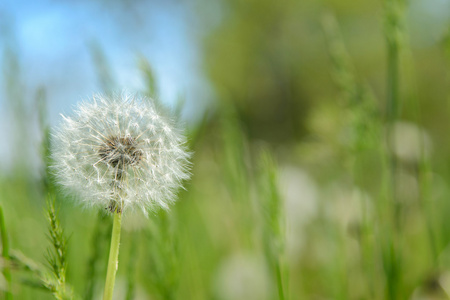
51,93,191,214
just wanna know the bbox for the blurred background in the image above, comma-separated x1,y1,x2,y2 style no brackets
2,0,450,299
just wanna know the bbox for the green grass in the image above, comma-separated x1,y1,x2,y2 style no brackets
2,1,450,299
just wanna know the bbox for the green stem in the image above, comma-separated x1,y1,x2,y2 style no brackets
386,5,400,229
125,233,137,300
102,210,122,300
275,259,285,300
383,1,403,298
0,205,13,300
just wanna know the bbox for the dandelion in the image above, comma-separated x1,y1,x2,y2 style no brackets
51,92,191,300
51,93,191,214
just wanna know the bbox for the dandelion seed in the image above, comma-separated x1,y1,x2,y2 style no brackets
51,92,191,215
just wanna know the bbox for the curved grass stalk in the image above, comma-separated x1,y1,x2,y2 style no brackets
0,205,12,300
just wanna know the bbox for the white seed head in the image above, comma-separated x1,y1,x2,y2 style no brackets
51,93,191,215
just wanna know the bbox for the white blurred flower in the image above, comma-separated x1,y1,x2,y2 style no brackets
51,93,191,215
324,184,371,230
396,170,419,203
214,253,272,300
279,166,318,262
391,121,432,163
280,166,318,228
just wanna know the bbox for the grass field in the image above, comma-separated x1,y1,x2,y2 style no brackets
2,0,450,299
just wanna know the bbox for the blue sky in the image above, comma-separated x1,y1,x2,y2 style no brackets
0,0,212,170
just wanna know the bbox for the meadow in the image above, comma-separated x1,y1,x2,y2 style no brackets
2,0,450,299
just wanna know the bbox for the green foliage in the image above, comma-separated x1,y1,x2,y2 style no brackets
2,1,450,299
0,205,13,299
143,211,179,300
83,212,112,300
138,56,159,99
257,150,287,300
43,199,72,300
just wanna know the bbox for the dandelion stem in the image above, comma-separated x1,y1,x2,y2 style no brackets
0,205,13,300
102,209,122,300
